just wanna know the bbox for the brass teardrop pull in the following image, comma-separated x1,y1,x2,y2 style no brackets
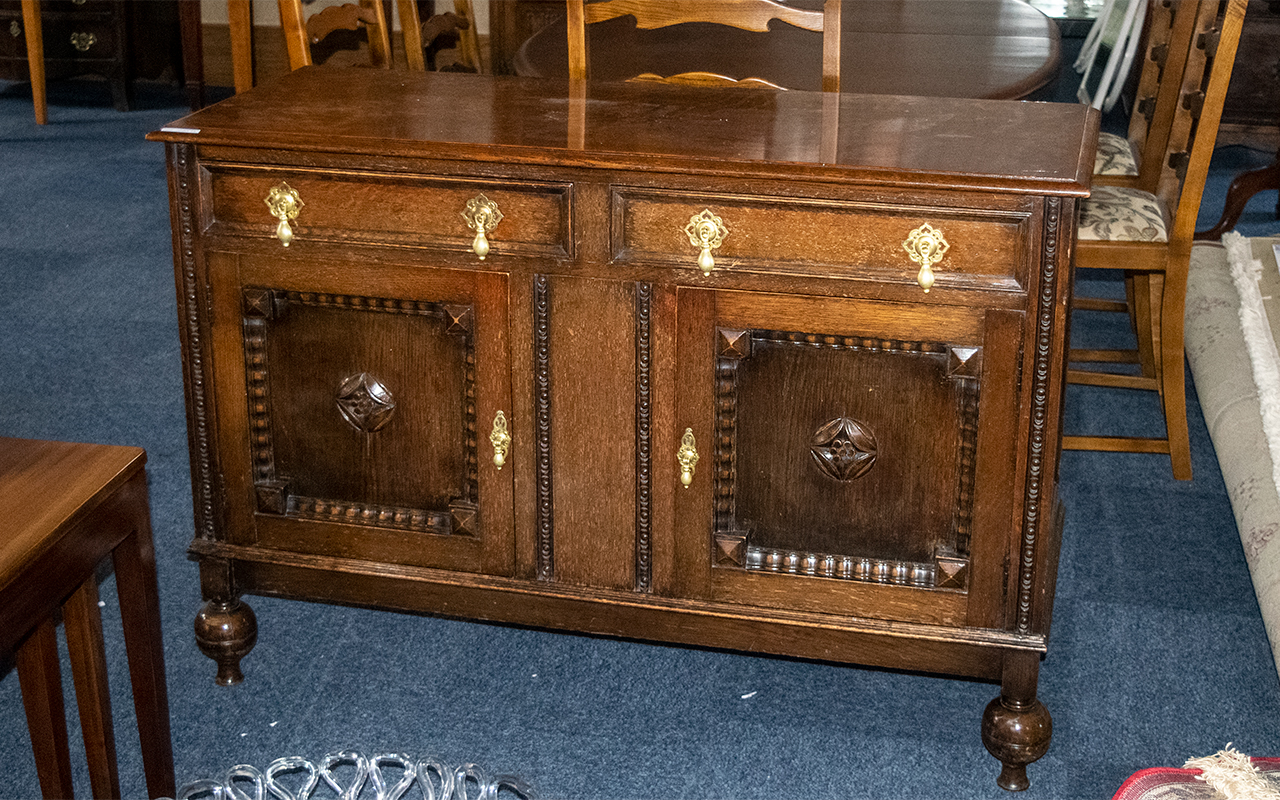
264,182,304,247
676,428,699,488
490,410,511,469
902,223,950,293
463,194,503,260
684,209,728,275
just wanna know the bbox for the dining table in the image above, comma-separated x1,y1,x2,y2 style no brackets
512,0,1063,100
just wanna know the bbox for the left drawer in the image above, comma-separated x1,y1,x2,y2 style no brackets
207,167,574,259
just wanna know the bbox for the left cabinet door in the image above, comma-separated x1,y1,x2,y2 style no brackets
206,250,515,577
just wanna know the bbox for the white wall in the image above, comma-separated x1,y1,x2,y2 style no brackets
197,0,489,33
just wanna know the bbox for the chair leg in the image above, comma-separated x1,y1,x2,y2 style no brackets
64,576,121,800
17,618,75,799
228,0,255,93
1159,277,1192,480
111,473,176,800
21,0,46,125
1130,273,1159,380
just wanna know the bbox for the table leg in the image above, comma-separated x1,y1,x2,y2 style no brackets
64,576,122,800
16,618,75,799
112,473,176,800
178,0,206,109
1195,149,1280,241
20,0,45,124
982,651,1052,791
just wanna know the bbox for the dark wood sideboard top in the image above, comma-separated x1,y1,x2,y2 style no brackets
149,67,1098,196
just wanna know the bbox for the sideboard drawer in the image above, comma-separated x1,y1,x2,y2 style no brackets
208,168,574,259
40,18,120,62
612,187,1031,290
1,15,119,62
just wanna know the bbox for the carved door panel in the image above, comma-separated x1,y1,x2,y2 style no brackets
672,287,1023,628
209,251,514,577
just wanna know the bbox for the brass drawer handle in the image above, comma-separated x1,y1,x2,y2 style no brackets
685,209,728,275
677,427,699,488
903,223,949,293
70,32,97,52
264,182,303,246
490,410,511,469
463,194,503,260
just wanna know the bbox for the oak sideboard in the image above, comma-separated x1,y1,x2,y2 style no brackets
150,67,1097,790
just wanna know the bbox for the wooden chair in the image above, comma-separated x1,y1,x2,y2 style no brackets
566,0,841,92
228,0,255,93
278,0,392,70
1064,0,1248,480
0,438,173,799
19,0,46,124
1092,0,1202,190
401,0,483,73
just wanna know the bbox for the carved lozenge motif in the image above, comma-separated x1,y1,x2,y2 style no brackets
810,416,877,481
335,372,396,433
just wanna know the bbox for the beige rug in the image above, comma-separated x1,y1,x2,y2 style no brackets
1185,235,1280,679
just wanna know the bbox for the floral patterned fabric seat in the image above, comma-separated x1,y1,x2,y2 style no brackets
1077,184,1169,243
1094,131,1140,176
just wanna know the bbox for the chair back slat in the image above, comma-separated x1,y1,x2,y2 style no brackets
400,0,483,73
1127,0,1201,189
566,0,841,92
1164,0,1247,244
278,0,392,70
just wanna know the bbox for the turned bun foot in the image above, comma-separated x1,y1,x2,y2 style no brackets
194,598,258,686
981,695,1052,791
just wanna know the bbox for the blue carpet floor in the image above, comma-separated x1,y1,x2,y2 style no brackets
2,62,1279,800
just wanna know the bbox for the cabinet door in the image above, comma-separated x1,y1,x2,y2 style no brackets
671,288,1022,628
208,251,514,577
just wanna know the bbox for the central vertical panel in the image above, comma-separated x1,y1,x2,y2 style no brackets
547,275,637,589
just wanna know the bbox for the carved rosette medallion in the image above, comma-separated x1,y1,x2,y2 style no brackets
335,372,396,433
810,417,878,482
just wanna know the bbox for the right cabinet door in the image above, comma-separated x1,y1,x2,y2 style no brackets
672,287,1025,629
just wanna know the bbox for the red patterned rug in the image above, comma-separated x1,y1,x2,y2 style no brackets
1113,748,1280,800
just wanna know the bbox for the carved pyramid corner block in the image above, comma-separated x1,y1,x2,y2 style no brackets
255,479,291,515
717,328,752,359
445,304,474,335
947,346,983,379
450,500,479,536
935,553,969,590
713,531,748,567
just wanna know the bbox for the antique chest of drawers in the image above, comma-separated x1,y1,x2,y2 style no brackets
0,0,180,111
150,67,1097,790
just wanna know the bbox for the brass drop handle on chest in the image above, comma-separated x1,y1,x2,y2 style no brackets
264,182,304,246
70,32,97,51
490,410,511,469
902,223,949,293
676,428,699,488
463,194,503,260
685,209,728,275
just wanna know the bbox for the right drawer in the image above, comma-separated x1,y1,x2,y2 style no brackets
611,186,1035,291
